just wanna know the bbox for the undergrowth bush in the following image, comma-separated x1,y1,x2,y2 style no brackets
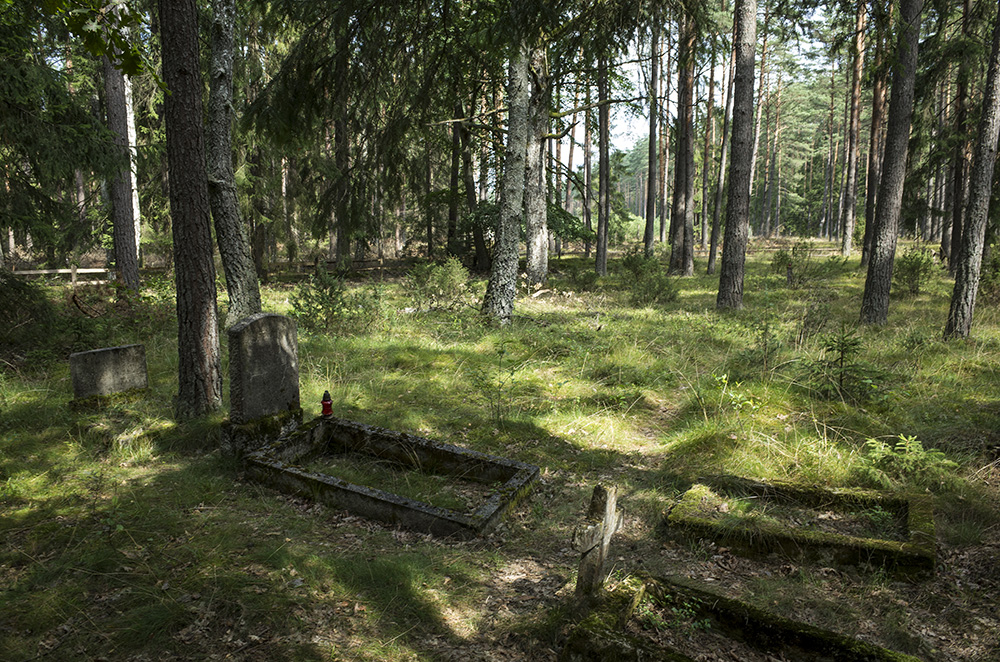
405,257,474,311
770,240,813,288
290,267,386,333
893,246,936,296
856,435,960,490
801,325,886,403
619,248,678,307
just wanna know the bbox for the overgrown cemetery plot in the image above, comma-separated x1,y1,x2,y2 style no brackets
563,575,923,662
666,476,936,577
245,416,539,538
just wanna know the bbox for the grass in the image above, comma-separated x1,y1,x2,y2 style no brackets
2,241,999,660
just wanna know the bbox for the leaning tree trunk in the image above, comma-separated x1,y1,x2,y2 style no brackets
160,0,222,420
860,0,923,325
945,0,1000,339
103,54,140,291
207,0,261,327
717,0,756,310
841,2,866,257
482,44,529,325
525,44,549,286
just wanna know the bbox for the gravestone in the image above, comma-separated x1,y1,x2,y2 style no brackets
573,484,623,603
228,313,300,424
69,344,148,400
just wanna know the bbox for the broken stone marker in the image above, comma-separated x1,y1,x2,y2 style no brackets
69,344,148,401
573,484,624,602
223,314,302,453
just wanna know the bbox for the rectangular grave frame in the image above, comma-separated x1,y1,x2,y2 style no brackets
245,416,539,539
666,476,935,578
561,573,923,661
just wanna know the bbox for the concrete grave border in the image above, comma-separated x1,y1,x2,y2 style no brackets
560,574,923,661
245,416,539,538
666,476,935,578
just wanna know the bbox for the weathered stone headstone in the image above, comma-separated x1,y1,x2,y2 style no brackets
228,313,300,424
573,484,623,602
69,344,148,400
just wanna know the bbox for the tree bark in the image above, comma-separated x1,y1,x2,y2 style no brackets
596,56,611,276
644,21,659,257
701,40,716,249
945,0,1000,338
863,1,891,266
949,0,973,272
708,33,736,275
841,3,866,256
526,44,549,285
482,45,529,325
717,0,756,310
860,0,923,325
207,0,261,327
103,55,140,291
669,13,695,276
160,0,222,420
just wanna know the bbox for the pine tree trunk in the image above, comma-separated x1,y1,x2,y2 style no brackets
841,4,866,256
945,0,1000,338
717,0,756,310
596,56,611,276
103,55,140,291
207,0,261,327
670,14,696,277
583,86,593,259
949,0,973,271
644,21,659,257
708,34,736,275
701,41,716,249
482,45,529,325
748,4,770,201
863,3,891,267
860,0,923,325
160,0,222,420
447,101,461,256
526,45,549,285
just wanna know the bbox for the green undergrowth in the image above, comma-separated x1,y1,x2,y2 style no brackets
2,243,999,660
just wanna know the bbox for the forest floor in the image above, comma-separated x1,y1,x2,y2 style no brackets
2,243,999,661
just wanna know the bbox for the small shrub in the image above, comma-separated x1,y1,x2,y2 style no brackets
857,435,959,490
801,324,886,403
619,248,678,307
406,257,474,311
770,240,813,287
893,246,936,296
290,267,386,334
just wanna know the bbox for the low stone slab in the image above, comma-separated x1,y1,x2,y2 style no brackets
561,574,922,662
228,313,299,425
666,476,935,578
245,416,539,538
69,344,148,400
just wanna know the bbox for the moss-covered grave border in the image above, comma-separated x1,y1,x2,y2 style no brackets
666,476,935,578
560,574,923,661
243,415,539,538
